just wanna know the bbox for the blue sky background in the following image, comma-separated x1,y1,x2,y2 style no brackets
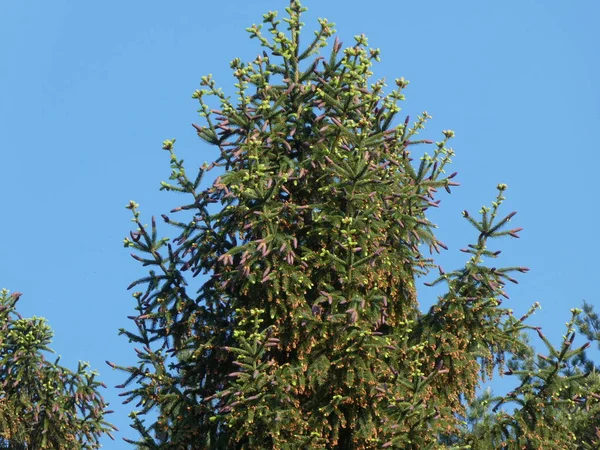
1,0,599,447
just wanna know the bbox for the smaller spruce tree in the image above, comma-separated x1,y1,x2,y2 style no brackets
0,289,116,449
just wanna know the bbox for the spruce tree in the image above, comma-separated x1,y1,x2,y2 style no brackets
114,2,598,448
0,289,116,449
457,308,599,449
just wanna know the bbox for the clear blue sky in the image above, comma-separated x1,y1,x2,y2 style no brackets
1,0,598,447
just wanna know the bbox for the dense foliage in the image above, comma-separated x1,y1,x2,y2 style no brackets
113,2,599,448
0,289,116,449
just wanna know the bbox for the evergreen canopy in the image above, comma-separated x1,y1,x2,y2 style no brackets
114,2,600,448
0,289,116,449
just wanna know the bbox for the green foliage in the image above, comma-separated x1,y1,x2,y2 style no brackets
0,289,116,449
456,310,600,449
114,1,599,448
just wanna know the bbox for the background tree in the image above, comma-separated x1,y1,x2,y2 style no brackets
0,289,116,449
453,308,599,449
571,303,600,447
113,1,598,448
